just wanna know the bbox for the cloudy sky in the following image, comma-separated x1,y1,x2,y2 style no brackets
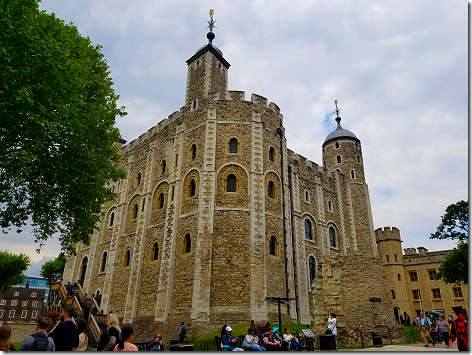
4,1,468,274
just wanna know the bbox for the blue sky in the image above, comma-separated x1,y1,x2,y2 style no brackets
2,1,468,272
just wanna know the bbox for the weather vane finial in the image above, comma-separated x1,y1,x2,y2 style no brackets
206,9,217,43
334,99,342,128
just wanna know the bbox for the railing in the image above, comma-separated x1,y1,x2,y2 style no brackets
88,313,101,343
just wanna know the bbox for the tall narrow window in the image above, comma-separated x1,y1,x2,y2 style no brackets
335,142,339,149
133,204,139,219
357,155,360,163
268,181,275,199
110,212,114,227
328,200,332,211
269,236,277,256
124,250,131,267
308,256,316,282
227,174,237,192
159,193,165,209
305,220,312,240
193,100,197,110
305,191,309,202
184,234,191,254
175,154,178,165
229,138,238,153
100,252,107,273
329,227,336,248
142,198,146,211
391,289,396,299
350,170,355,179
336,155,341,164
191,144,197,159
386,255,390,262
162,160,166,174
137,173,141,186
151,242,159,261
323,161,326,168
394,254,398,262
171,186,175,201
397,274,401,281
189,179,196,197
269,147,275,162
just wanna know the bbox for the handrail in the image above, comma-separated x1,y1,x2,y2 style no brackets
72,295,82,314
88,313,101,342
91,297,99,310
76,282,85,303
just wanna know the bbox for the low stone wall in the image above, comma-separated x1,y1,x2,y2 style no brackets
6,322,37,343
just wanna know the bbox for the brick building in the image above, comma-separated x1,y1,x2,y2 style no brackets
61,24,402,345
376,227,468,322
0,283,45,323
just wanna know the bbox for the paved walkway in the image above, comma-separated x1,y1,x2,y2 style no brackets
344,342,457,351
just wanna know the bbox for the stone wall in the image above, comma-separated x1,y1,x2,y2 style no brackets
8,322,37,343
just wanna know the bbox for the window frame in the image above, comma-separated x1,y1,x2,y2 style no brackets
32,310,38,319
32,301,38,307
409,271,418,282
183,233,192,254
269,235,277,256
11,300,18,306
453,287,463,298
151,242,159,261
21,310,28,318
329,226,337,248
267,181,275,199
412,289,421,300
432,288,441,299
308,255,316,283
229,138,238,154
22,300,28,307
304,219,312,240
428,269,437,281
100,252,108,273
31,292,36,298
124,250,131,267
226,174,237,193
9,310,15,318
269,147,275,162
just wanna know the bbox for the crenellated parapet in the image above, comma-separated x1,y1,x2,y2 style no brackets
375,226,401,242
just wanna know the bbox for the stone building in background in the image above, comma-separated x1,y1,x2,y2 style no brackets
62,24,401,345
376,227,468,322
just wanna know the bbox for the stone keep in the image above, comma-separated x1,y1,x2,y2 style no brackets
62,32,399,343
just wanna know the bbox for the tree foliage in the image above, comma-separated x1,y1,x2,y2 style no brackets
0,250,31,293
0,0,127,253
430,200,468,241
40,253,67,286
435,241,468,285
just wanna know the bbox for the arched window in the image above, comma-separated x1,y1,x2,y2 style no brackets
269,236,277,256
110,212,114,227
161,160,166,174
397,274,401,281
336,155,341,164
309,256,316,282
269,147,275,162
229,138,238,153
268,181,275,199
100,252,107,273
184,234,191,254
227,174,237,192
329,227,336,248
391,289,396,299
335,142,339,149
159,193,165,209
394,254,398,262
305,191,309,202
133,204,139,219
137,173,141,186
350,170,355,179
305,219,312,240
328,200,332,211
191,144,197,159
386,255,390,262
79,257,88,286
336,168,341,173
151,242,159,261
189,179,196,197
124,250,131,267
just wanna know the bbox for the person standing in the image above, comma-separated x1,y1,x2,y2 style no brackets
178,322,187,344
97,312,121,351
0,324,15,351
249,320,257,333
417,311,435,347
327,313,338,348
113,325,138,351
49,306,79,351
19,317,55,351
436,315,450,348
257,321,265,335
449,306,468,351
220,321,228,337
77,318,89,351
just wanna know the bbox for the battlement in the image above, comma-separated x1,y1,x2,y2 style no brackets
375,227,401,242
403,247,417,255
288,150,324,174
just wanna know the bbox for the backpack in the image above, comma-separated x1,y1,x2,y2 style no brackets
180,326,187,336
31,332,49,351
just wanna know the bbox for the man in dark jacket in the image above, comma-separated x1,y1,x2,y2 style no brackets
221,326,244,351
19,317,55,351
49,306,79,351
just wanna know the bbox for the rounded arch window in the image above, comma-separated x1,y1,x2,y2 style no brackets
137,173,142,186
191,144,197,160
189,179,196,197
357,155,360,164
100,252,107,273
350,170,355,179
308,256,316,282
268,181,275,199
158,193,165,209
161,160,166,174
329,227,336,248
336,155,341,164
335,142,340,149
269,236,277,256
109,212,115,227
328,200,332,212
183,234,191,254
397,274,401,281
133,204,139,219
305,219,312,240
124,250,131,267
269,147,275,162
151,242,159,261
229,138,238,153
391,289,396,299
227,174,237,193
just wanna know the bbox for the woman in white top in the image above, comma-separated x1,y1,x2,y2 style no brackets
243,328,266,351
327,313,338,348
77,318,89,351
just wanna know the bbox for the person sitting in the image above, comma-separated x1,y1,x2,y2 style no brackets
147,330,165,351
113,325,138,351
243,328,266,351
221,326,244,351
282,327,302,351
262,327,281,351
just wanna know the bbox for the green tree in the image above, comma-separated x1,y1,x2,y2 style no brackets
0,0,127,254
0,250,31,293
431,200,468,285
40,253,67,286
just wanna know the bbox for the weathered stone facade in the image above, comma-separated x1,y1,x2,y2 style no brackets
62,36,400,344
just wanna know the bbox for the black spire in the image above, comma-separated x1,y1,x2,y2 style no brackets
334,100,342,128
206,9,216,44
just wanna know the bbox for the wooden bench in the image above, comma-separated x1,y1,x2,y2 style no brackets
216,332,303,351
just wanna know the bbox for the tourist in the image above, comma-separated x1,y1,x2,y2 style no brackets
435,315,450,348
0,324,15,351
49,306,79,351
220,321,228,337
147,330,165,351
399,314,404,325
243,327,265,351
221,326,244,351
406,314,411,326
449,306,468,351
250,320,257,333
262,327,281,351
97,312,121,351
178,322,187,344
417,311,435,347
46,311,61,334
282,327,302,351
263,321,271,334
327,313,337,348
257,321,265,335
19,317,55,351
113,325,138,351
77,318,89,351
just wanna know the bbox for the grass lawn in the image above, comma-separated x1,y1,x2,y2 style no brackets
402,325,422,343
11,342,21,350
